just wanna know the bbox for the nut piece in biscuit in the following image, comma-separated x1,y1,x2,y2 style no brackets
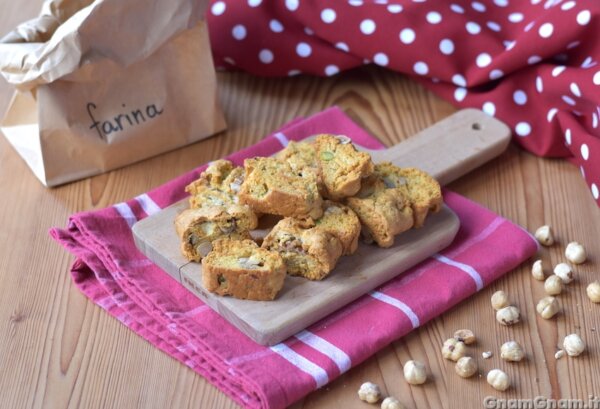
185,160,245,208
201,239,286,301
175,205,258,262
239,157,323,219
375,163,443,228
314,134,374,200
262,217,343,280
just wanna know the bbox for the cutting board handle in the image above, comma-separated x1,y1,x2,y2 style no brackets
370,109,512,186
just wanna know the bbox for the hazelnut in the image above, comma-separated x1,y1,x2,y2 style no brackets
554,263,574,283
482,351,493,359
381,397,406,409
563,334,585,357
455,356,477,378
586,281,600,303
442,338,467,361
536,296,560,319
554,350,565,359
496,306,520,326
487,369,510,391
491,290,509,310
453,329,476,345
544,275,563,295
403,360,427,385
565,242,586,264
535,225,554,246
358,382,382,403
531,259,545,281
500,341,525,362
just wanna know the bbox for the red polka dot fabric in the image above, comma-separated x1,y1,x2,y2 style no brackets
207,0,600,205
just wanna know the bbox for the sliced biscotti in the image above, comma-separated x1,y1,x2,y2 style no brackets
201,239,286,301
346,175,414,248
315,201,361,255
185,160,245,209
314,134,374,200
175,205,258,262
375,163,442,228
239,157,323,219
276,140,319,173
262,218,343,281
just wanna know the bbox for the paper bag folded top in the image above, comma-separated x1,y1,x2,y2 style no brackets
0,0,225,187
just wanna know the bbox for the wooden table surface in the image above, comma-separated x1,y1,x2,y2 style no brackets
1,2,599,409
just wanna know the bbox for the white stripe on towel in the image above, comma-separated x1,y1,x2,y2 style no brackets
295,330,352,374
434,254,484,291
113,202,137,228
369,291,420,328
270,343,329,388
273,132,289,147
135,193,161,216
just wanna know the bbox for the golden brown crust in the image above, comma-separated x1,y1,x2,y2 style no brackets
174,205,258,262
315,201,361,255
201,239,286,301
314,134,374,200
185,160,245,209
375,163,442,228
239,157,323,219
262,217,343,280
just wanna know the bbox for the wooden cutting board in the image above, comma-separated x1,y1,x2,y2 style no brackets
132,109,511,345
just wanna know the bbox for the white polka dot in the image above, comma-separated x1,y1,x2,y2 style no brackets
335,42,349,52
400,28,416,44
504,40,516,50
374,53,389,66
532,0,543,4
387,4,403,13
562,95,576,106
591,183,599,200
494,0,508,6
296,43,312,58
482,102,496,116
539,23,554,38
561,1,575,10
476,53,492,67
544,0,561,9
454,87,467,101
547,108,558,122
285,0,299,11
321,8,337,23
325,65,339,76
487,21,501,31
567,41,581,49
513,90,528,105
581,56,595,69
581,144,589,160
360,19,376,35
466,21,481,34
248,0,262,6
375,0,388,4
524,21,535,31
570,82,582,97
349,0,363,5
552,66,566,77
580,166,586,178
490,69,504,80
508,12,524,22
426,11,442,24
565,128,572,145
452,74,467,87
593,113,599,128
450,4,465,13
528,55,542,65
304,27,314,36
515,122,531,136
472,1,486,12
288,70,301,76
232,25,247,40
259,49,273,64
413,61,429,75
577,10,591,25
439,39,455,55
270,19,284,32
536,76,543,92
223,57,235,65
211,1,226,15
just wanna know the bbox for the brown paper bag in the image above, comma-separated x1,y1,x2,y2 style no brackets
0,0,225,186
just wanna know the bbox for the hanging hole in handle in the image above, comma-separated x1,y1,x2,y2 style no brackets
471,123,482,130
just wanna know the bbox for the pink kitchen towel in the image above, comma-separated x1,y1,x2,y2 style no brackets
50,107,538,409
206,0,600,206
